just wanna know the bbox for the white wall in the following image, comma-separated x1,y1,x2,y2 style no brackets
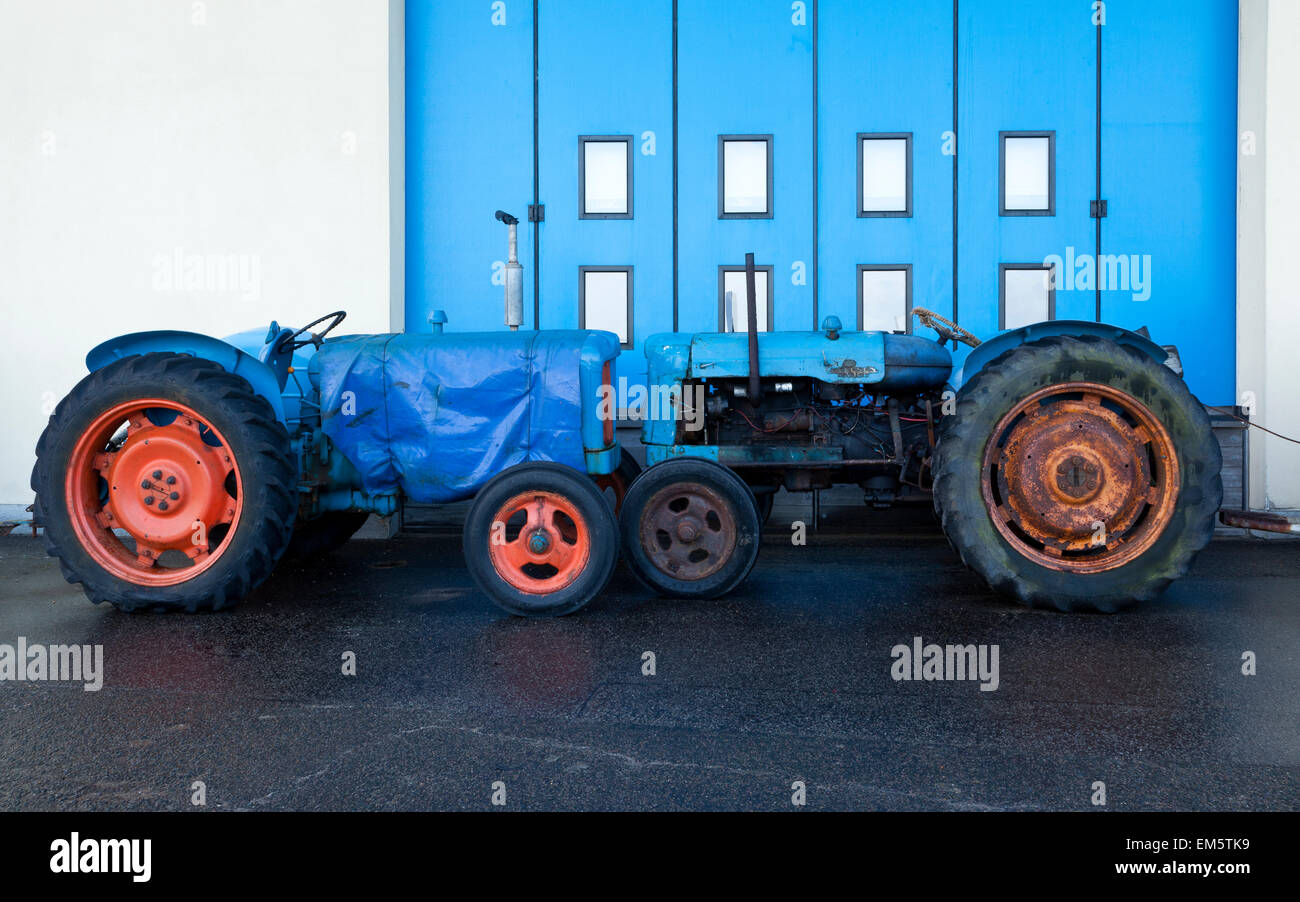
0,0,400,507
1239,0,1300,511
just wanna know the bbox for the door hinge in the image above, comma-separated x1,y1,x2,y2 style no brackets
1090,199,1108,218
528,204,545,223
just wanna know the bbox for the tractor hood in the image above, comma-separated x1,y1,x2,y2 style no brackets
313,329,620,504
648,329,953,393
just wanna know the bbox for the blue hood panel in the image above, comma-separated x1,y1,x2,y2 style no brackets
645,329,952,392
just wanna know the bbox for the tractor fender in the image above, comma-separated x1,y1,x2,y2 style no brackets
948,320,1170,394
85,330,288,423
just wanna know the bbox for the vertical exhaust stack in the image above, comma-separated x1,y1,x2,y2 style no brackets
745,252,762,404
496,210,523,330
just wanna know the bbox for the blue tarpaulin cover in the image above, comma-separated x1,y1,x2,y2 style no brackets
316,332,591,504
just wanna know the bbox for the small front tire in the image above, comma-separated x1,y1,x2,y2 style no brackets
619,458,761,599
464,462,619,617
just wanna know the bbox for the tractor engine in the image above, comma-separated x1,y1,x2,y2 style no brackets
681,376,940,505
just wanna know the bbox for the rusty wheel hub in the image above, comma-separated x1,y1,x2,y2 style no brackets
639,482,737,581
981,382,1179,573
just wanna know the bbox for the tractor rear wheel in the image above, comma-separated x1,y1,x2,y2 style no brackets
619,458,761,599
31,353,296,612
933,335,1221,612
463,462,619,617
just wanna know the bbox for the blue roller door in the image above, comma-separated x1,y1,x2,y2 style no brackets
406,0,1237,404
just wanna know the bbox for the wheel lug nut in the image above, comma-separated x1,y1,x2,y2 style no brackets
166,476,177,485
145,497,155,506
141,479,151,489
169,492,180,501
152,470,163,479
158,501,169,511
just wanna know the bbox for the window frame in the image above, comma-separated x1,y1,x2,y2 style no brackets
856,264,914,333
856,132,913,218
578,265,635,349
717,134,774,220
578,135,634,220
999,263,1057,330
717,264,776,332
999,130,1056,217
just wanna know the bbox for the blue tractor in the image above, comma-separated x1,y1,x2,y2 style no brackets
31,213,636,617
620,255,1221,613
32,224,1219,617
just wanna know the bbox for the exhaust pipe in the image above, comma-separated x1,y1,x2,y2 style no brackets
495,210,523,330
745,252,762,404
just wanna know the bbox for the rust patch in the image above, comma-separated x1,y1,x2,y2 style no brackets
981,382,1179,574
824,357,878,379
638,482,738,581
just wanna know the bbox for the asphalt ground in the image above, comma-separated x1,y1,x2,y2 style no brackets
0,508,1296,811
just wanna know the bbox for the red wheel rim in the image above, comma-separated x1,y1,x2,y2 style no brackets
487,491,591,594
980,382,1180,573
65,399,243,587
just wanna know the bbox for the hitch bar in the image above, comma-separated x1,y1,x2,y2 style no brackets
1219,509,1300,535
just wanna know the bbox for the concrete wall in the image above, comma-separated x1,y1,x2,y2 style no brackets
0,0,400,508
1239,0,1300,510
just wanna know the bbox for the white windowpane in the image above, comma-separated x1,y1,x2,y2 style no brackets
860,269,908,332
583,141,628,214
723,140,768,214
861,139,908,212
1004,268,1051,329
1003,136,1051,211
722,270,770,332
584,270,629,343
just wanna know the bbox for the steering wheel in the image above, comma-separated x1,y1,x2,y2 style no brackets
277,311,347,353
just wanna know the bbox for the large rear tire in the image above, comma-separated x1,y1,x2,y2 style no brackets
31,353,297,612
933,335,1221,612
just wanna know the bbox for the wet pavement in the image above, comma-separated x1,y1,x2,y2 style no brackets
0,511,1297,811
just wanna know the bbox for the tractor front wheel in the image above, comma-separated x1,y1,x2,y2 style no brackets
619,458,761,599
463,462,619,617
